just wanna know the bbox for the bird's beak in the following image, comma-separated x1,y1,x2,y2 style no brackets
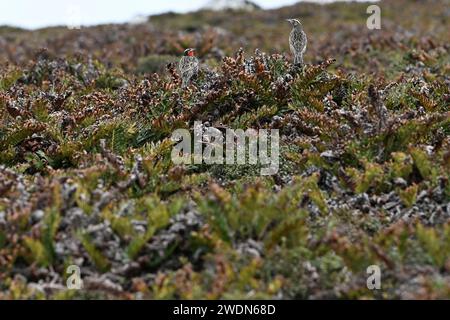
286,19,292,24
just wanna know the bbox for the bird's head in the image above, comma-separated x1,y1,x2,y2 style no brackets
287,19,302,28
183,48,196,57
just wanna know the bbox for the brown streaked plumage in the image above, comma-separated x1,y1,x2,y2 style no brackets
287,19,307,66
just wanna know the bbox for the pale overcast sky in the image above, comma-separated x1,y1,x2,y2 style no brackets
0,0,375,30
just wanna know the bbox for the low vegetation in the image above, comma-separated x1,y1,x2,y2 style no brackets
0,0,449,299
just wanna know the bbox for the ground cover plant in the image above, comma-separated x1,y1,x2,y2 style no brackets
0,0,449,299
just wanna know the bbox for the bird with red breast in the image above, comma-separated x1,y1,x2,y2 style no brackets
179,48,199,88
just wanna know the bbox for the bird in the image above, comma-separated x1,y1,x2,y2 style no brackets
287,19,307,66
179,48,199,88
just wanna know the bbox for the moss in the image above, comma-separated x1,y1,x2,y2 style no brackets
398,184,419,208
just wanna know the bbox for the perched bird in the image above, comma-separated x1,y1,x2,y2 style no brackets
179,48,199,88
287,19,307,66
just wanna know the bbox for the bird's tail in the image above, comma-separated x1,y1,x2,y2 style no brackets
294,54,304,66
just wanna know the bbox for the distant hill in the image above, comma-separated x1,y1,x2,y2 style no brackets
0,0,448,72
203,0,261,11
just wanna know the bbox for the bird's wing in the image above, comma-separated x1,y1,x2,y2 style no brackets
289,31,296,54
302,32,308,54
289,42,296,56
178,57,187,72
290,30,307,53
179,57,198,73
